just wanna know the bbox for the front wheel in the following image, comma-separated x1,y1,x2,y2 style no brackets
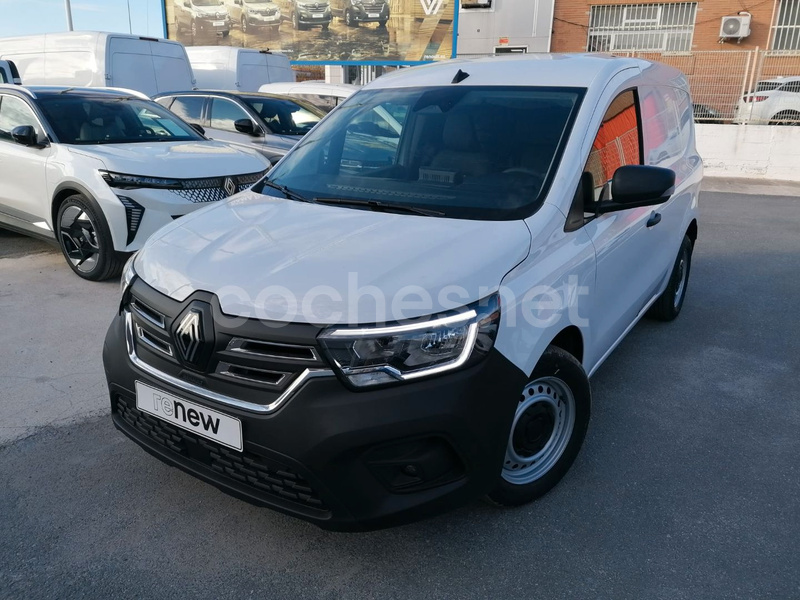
488,346,590,506
57,194,126,281
345,9,357,26
292,11,301,29
241,16,248,33
647,234,693,321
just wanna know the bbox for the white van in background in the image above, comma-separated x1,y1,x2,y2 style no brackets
186,46,294,92
0,60,21,84
0,32,194,97
257,81,358,112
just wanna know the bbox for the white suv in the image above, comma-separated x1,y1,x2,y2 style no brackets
104,55,701,530
0,85,269,280
734,76,800,124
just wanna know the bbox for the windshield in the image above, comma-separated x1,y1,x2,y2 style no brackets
265,86,584,220
37,96,203,145
242,95,324,136
193,0,221,6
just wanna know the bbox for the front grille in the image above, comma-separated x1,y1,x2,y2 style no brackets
126,279,329,409
116,397,328,513
172,172,264,204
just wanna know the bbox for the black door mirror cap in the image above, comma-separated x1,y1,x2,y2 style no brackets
11,125,45,148
190,123,206,137
234,118,262,136
599,165,675,213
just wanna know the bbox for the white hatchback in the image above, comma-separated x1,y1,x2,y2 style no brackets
734,76,800,124
0,85,269,280
104,54,702,530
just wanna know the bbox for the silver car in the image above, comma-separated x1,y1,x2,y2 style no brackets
155,90,324,164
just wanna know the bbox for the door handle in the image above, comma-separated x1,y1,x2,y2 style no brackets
647,212,662,228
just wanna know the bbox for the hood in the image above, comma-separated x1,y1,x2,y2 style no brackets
69,141,269,178
136,191,531,325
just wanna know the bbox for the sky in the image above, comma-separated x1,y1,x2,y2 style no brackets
0,0,166,38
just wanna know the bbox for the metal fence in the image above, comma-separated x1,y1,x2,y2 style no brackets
455,49,800,124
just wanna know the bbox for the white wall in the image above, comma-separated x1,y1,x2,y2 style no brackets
696,124,800,182
457,0,554,56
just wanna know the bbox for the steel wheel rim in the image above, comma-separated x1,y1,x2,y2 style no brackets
673,251,688,309
502,376,575,485
59,205,100,274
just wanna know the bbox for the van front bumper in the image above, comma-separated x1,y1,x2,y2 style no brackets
352,3,389,22
103,311,525,531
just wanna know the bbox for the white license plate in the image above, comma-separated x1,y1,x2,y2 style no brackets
135,381,243,452
368,13,379,17
213,20,225,26
312,13,324,18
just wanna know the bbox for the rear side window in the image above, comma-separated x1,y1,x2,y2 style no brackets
169,96,205,125
780,81,800,93
584,89,641,197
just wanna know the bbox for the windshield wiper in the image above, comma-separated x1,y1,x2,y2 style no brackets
314,197,444,217
259,179,312,203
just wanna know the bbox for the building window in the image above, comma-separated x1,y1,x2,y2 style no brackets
587,3,697,52
461,0,492,8
771,0,800,51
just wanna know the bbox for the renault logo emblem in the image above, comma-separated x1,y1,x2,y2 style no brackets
175,309,203,364
223,177,237,197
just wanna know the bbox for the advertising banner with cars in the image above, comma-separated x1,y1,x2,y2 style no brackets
163,0,456,64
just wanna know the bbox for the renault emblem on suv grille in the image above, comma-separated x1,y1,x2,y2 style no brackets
223,177,236,197
175,309,203,364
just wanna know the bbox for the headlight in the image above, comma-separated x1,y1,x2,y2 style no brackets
120,252,138,299
319,295,500,387
101,171,182,190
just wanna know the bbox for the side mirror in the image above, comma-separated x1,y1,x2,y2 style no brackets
234,118,261,136
11,125,43,148
190,123,206,136
598,165,675,214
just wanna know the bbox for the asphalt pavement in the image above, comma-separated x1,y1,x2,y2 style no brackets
1,187,799,599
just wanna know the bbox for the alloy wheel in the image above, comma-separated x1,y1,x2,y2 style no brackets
59,205,100,275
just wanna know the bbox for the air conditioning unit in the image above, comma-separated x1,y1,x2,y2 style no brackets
720,14,751,39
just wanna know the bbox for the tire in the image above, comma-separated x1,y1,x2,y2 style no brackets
487,346,591,507
222,30,230,37
378,19,387,27
241,16,248,33
292,11,300,29
769,110,800,125
321,22,329,30
345,9,357,26
56,194,126,281
647,234,693,322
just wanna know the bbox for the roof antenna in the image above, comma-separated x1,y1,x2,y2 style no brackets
451,69,470,84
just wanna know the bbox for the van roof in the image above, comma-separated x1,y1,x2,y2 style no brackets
368,53,673,90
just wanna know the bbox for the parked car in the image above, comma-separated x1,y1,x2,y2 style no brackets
155,90,324,164
174,0,232,37
225,0,282,33
330,0,389,26
734,76,800,125
277,0,331,30
185,47,294,92
0,85,269,280
104,54,701,530
0,32,194,97
258,81,359,112
0,60,21,85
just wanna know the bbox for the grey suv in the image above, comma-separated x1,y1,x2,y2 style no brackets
155,90,324,164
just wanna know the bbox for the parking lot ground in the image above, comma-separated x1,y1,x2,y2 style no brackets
1,187,799,599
